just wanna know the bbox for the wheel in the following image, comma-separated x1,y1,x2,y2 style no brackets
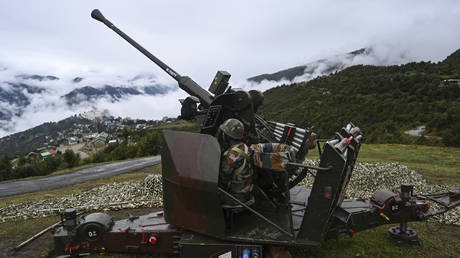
78,222,105,242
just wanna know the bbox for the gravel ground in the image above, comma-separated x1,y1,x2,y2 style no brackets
0,162,458,225
0,175,163,223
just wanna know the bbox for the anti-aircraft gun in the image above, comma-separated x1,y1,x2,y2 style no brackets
90,10,306,144
47,9,460,258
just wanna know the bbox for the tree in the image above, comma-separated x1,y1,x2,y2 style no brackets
63,149,80,168
0,154,12,181
137,132,162,157
111,144,128,160
122,128,130,142
91,151,107,163
17,155,27,167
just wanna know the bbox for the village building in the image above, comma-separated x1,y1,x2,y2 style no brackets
108,139,118,145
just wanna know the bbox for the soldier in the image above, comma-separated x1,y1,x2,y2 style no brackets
218,118,255,206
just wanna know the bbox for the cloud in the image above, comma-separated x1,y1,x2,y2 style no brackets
0,66,179,137
235,45,415,91
2,90,184,137
1,1,459,84
94,90,186,120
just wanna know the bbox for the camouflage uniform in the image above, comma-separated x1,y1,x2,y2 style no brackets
251,143,296,171
220,142,254,206
218,119,254,206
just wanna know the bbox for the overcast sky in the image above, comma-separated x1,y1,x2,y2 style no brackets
0,1,459,136
1,0,459,85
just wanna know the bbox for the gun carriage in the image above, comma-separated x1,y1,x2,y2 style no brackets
49,9,460,258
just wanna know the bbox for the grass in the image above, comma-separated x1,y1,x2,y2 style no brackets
290,222,460,257
1,155,157,184
0,165,161,208
0,214,59,258
308,143,460,185
0,162,105,184
147,119,201,133
47,155,158,177
153,119,199,129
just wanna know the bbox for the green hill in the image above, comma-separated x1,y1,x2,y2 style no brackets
0,116,97,157
442,48,460,65
259,50,460,147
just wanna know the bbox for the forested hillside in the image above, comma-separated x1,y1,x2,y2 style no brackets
0,116,105,156
259,49,460,147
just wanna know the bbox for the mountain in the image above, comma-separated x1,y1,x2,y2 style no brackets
0,71,172,135
63,85,169,105
63,73,170,105
15,74,59,81
0,115,101,157
0,109,169,157
248,48,373,83
0,82,46,106
258,48,460,147
0,82,46,120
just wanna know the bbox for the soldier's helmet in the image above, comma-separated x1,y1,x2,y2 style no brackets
220,118,244,140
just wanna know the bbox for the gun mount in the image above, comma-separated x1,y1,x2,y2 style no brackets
45,9,460,258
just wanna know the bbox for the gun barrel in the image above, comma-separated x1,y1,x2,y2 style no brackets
91,9,213,107
91,9,180,79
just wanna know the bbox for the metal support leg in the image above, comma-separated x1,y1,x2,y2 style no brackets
388,184,420,245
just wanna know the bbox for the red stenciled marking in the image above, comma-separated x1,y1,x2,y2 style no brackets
287,127,293,137
141,232,147,244
349,229,355,238
324,186,332,199
345,136,353,145
149,235,158,245
353,127,360,135
378,204,386,210
327,227,337,232
118,228,126,233
68,245,80,253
